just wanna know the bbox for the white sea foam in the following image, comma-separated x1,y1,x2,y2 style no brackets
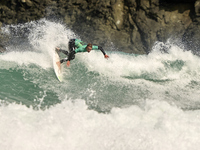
0,19,77,69
0,51,51,69
0,99,200,150
1,19,200,150
81,45,200,82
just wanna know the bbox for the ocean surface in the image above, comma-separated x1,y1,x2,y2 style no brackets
1,19,200,150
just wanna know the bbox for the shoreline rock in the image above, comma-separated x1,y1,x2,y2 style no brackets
0,0,200,54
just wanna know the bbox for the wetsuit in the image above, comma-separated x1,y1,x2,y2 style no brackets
59,39,106,63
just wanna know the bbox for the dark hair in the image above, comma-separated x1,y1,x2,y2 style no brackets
87,43,92,48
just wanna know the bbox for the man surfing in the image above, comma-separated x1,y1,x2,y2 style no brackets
56,39,109,68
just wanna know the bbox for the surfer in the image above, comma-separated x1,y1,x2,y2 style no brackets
56,39,109,68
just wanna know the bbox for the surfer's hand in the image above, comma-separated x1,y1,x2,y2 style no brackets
66,60,70,67
104,54,109,59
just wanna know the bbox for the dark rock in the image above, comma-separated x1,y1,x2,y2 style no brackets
0,45,5,53
111,0,124,30
183,23,200,54
195,0,200,16
0,0,200,54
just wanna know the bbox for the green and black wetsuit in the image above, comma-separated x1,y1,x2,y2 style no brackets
59,39,106,63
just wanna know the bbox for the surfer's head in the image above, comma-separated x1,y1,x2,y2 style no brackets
86,43,92,52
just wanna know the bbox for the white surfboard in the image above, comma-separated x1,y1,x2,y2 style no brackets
53,50,63,82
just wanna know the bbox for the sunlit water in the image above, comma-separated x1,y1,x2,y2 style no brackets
1,19,200,150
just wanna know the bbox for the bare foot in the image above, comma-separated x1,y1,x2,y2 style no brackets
55,47,60,52
56,61,61,71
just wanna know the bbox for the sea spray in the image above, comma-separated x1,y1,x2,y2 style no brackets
1,19,200,150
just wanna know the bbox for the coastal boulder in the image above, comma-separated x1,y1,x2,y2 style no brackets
0,0,199,54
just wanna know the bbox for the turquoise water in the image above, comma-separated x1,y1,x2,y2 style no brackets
1,19,200,150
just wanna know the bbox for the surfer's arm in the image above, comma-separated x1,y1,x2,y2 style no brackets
68,51,76,61
60,50,75,63
92,45,109,59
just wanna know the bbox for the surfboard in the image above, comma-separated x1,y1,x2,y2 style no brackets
53,50,63,82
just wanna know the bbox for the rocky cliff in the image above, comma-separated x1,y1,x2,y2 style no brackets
0,0,200,54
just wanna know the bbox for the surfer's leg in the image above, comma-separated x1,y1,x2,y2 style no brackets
68,39,76,52
60,49,69,56
57,58,66,69
60,57,68,64
56,61,61,70
56,47,69,56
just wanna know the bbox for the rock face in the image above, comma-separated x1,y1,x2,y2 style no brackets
0,0,200,54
